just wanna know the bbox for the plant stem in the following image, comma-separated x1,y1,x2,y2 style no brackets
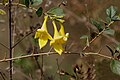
8,0,13,80
0,42,9,50
82,21,114,52
0,72,6,80
56,59,62,80
0,52,113,63
34,57,44,80
41,55,44,80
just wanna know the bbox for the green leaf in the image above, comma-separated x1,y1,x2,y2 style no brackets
104,28,115,36
106,45,114,56
47,7,64,16
106,17,111,24
25,0,30,8
116,44,120,51
22,59,33,73
90,19,103,32
0,9,6,15
110,60,120,75
112,16,120,21
14,59,23,65
106,6,117,18
36,7,43,17
32,0,43,6
14,58,34,73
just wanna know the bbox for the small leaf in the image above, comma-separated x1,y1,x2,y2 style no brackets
80,35,89,46
112,16,120,21
36,7,43,17
47,7,64,16
106,6,117,18
104,28,115,36
32,0,43,6
116,44,120,51
86,37,89,46
110,60,120,75
0,9,6,15
106,45,114,56
25,0,30,8
91,19,103,32
80,35,88,39
106,17,111,24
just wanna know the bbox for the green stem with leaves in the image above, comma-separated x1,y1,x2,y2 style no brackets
82,21,114,52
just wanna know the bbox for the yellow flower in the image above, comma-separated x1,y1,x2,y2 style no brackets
50,20,67,55
35,15,52,49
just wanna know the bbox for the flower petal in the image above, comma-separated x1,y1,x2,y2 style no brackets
59,23,65,36
35,29,45,39
53,44,63,55
64,33,69,41
59,23,69,41
50,36,64,46
46,32,53,40
41,15,48,30
52,20,60,38
38,38,48,49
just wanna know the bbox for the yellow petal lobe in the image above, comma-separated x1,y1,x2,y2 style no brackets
52,20,60,38
38,38,48,49
41,15,48,30
53,44,63,55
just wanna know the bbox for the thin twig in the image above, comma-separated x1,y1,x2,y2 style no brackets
11,3,37,11
82,21,114,52
85,52,112,59
11,6,17,80
63,6,119,45
12,32,32,48
33,46,44,80
12,23,40,48
0,52,67,63
0,3,37,11
0,42,9,50
57,69,76,79
56,59,62,80
14,67,32,80
41,55,44,80
0,72,6,80
34,57,44,80
0,52,112,63
53,55,65,80
0,2,39,49
8,0,13,80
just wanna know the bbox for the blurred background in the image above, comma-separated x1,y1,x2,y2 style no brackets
0,0,120,80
